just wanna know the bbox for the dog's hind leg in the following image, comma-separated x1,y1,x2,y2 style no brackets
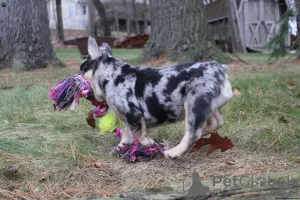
202,108,224,136
164,101,209,159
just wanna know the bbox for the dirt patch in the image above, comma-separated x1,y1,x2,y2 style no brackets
228,60,300,77
1,149,298,199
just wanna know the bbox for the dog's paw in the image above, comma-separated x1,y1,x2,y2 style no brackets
164,149,180,159
118,142,132,148
139,136,154,146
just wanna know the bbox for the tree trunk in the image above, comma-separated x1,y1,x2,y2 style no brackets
92,0,111,37
132,0,140,34
143,0,229,63
0,0,63,70
88,0,96,37
143,0,148,34
56,0,64,43
297,1,300,59
227,0,246,53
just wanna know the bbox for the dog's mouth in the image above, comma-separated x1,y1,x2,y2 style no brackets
91,100,109,117
86,90,109,117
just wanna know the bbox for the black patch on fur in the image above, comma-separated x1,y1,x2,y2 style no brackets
164,68,205,95
145,93,168,124
173,62,195,71
128,101,139,111
180,87,186,97
214,71,222,84
192,97,212,132
122,66,162,98
102,79,108,90
126,88,133,98
125,112,142,130
114,75,125,86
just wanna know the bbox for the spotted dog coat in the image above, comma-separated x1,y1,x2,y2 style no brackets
80,37,233,158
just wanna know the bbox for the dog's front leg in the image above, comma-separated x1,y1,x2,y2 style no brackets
118,125,134,147
135,118,154,146
125,117,154,146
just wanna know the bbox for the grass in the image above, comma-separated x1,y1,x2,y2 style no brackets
236,52,296,63
1,50,300,199
54,48,142,64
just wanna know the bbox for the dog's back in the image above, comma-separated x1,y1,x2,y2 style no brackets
117,61,232,128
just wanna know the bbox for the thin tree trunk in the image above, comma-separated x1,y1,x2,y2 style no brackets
88,0,96,37
132,0,139,34
143,0,229,63
0,0,63,70
143,0,148,34
56,0,64,43
92,0,111,37
297,1,300,59
227,0,246,53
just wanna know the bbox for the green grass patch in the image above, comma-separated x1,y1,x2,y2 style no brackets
220,71,300,155
54,48,142,64
235,52,295,63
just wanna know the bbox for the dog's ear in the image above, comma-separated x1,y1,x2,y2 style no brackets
100,43,113,58
88,36,102,60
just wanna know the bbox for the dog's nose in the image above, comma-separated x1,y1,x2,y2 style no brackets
78,70,83,75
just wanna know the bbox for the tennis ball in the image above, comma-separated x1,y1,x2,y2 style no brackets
97,111,120,134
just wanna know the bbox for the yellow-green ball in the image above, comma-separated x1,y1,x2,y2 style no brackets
97,111,120,134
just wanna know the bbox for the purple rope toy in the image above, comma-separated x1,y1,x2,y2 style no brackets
49,74,166,162
49,74,91,110
112,129,165,162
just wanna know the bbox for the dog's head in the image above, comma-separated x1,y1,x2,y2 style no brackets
79,36,113,80
79,36,113,102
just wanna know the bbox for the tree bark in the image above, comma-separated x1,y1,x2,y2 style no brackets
143,0,229,63
227,0,246,53
0,0,63,70
92,0,111,37
56,0,64,43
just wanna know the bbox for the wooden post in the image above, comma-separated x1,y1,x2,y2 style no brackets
227,0,247,52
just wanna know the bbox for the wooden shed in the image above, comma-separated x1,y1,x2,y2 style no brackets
205,0,291,51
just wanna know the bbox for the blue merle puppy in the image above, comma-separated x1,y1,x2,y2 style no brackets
80,36,233,159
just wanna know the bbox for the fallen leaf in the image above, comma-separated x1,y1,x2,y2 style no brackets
237,111,244,117
190,131,234,155
94,162,104,169
86,111,96,128
233,89,241,96
287,82,296,90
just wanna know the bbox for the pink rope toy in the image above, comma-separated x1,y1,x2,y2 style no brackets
49,74,165,162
